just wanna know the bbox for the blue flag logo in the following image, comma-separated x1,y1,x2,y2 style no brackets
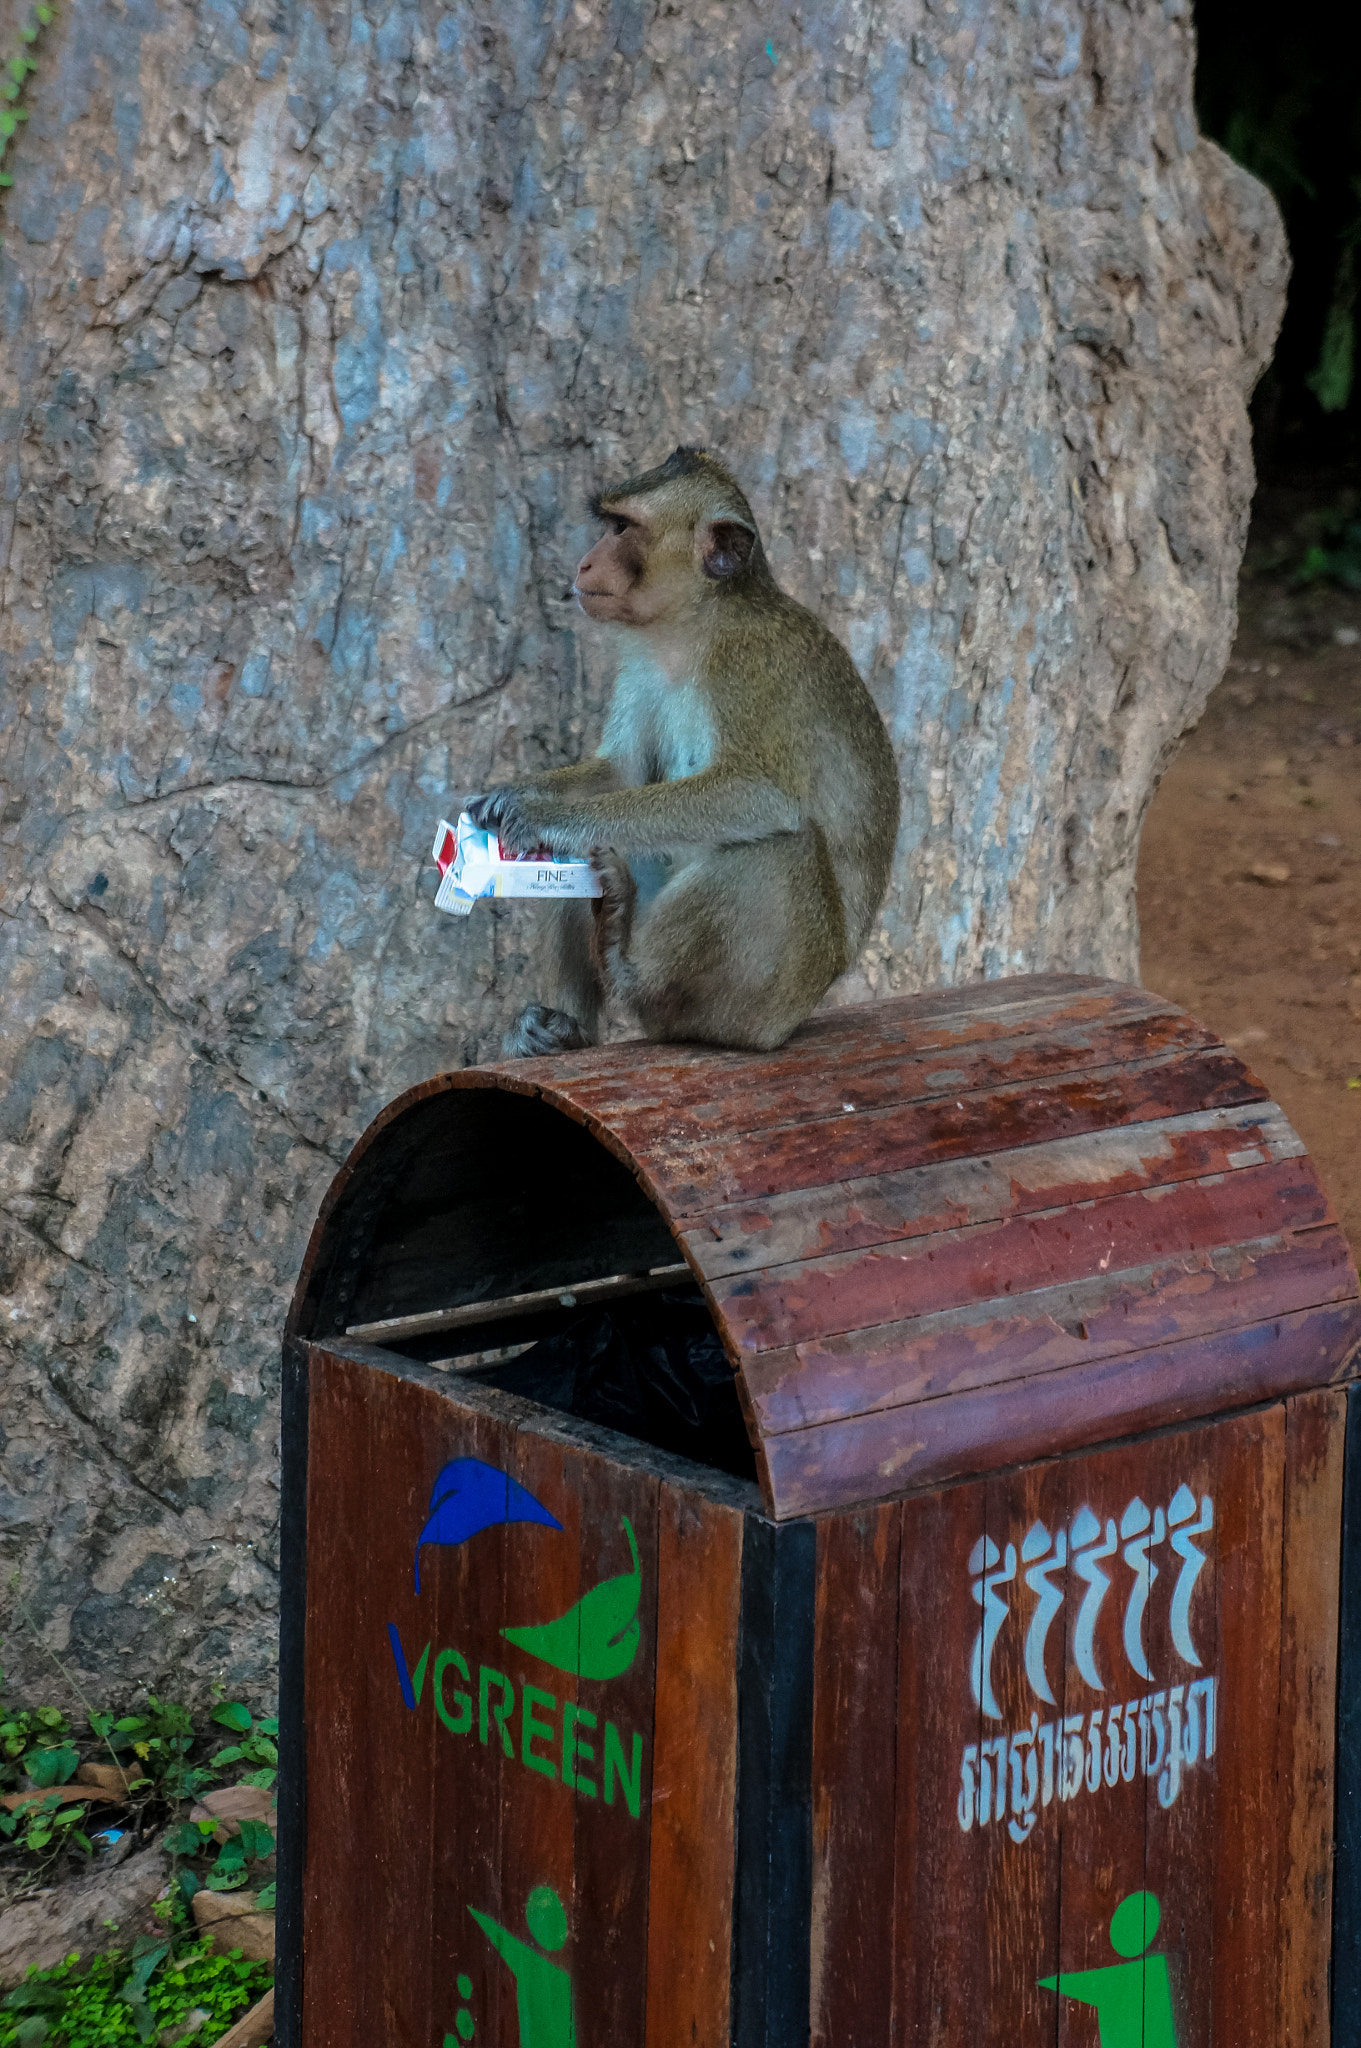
415,1457,563,1592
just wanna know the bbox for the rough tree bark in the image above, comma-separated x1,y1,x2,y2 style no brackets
0,0,1285,1699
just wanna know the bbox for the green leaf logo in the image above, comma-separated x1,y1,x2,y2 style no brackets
501,1516,641,1680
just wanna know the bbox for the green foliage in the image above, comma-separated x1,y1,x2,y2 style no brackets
1295,517,1361,590
0,1691,76,1791
0,1681,92,1875
0,3,54,210
207,1703,279,1792
0,1794,92,1865
0,1937,271,2048
89,1698,213,1802
2,1673,276,1901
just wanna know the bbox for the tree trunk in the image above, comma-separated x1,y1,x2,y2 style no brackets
0,0,1286,1698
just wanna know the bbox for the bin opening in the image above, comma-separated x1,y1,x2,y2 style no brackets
463,1289,757,1481
299,1084,755,1481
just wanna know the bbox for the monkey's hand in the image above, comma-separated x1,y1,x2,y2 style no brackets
463,787,559,856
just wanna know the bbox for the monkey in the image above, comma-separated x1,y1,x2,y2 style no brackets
463,446,900,1058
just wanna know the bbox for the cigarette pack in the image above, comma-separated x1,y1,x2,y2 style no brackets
431,813,602,917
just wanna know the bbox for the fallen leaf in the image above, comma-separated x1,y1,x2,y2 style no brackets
1248,862,1291,885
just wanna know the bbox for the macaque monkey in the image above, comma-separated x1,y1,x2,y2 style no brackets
465,446,900,1057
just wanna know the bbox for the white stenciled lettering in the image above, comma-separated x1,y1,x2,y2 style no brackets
982,1735,1009,1823
958,1745,978,1831
1008,1716,1040,1842
1159,1684,1185,1809
1186,1674,1217,1762
1037,1718,1056,1807
1059,1714,1085,1801
1120,1497,1167,1682
1021,1520,1067,1707
1103,1703,1123,1787
954,1684,1222,1841
1167,1485,1214,1667
1085,1710,1104,1794
1070,1506,1119,1692
969,1534,1017,1721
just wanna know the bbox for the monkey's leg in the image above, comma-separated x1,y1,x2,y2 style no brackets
502,899,603,1059
604,834,849,1052
589,850,637,983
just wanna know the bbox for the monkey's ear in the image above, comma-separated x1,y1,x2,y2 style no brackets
699,518,756,581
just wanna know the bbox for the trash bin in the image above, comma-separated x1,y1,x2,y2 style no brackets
275,972,1361,2048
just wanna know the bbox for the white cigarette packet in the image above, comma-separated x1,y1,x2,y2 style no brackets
432,812,602,917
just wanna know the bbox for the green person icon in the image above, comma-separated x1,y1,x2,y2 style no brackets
1038,1891,1178,2048
468,1884,576,2048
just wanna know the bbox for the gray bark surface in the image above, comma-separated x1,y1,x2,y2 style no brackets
0,0,1285,1700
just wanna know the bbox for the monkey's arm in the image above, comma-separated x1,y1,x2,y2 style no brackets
471,770,801,858
465,757,621,813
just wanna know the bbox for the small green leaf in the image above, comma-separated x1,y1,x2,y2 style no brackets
26,1745,78,1788
254,1879,277,1909
236,1817,275,1860
212,1702,253,1734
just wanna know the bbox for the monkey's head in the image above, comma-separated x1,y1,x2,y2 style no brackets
574,446,770,628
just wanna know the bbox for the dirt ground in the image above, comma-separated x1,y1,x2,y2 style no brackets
1138,526,1361,1260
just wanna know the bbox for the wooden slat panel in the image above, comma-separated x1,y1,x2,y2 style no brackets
978,1453,1071,2043
301,1353,371,2048
714,1155,1329,1356
744,1224,1357,1440
683,1102,1305,1282
423,1385,516,2048
644,1483,744,2048
553,1430,659,2048
890,1409,1295,2048
1275,1389,1346,2048
890,1479,988,2044
758,1297,1361,1519
509,975,1145,1113
638,1047,1267,1216
361,1365,443,2048
570,1003,1203,1154
1213,1409,1286,2038
810,1505,902,2048
493,1424,583,2046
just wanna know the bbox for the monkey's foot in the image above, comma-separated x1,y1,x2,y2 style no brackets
502,1003,591,1059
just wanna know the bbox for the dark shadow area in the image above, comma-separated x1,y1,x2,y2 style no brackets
466,1290,759,1482
1195,0,1361,485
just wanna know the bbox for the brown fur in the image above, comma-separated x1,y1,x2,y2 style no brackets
465,447,900,1056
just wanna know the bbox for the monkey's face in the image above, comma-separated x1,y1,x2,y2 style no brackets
574,488,759,630
574,502,683,628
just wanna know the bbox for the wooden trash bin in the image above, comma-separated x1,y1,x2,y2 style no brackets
276,972,1361,2048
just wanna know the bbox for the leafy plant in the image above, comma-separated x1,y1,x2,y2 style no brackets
88,1698,214,1803
0,1937,271,2047
0,1692,77,1792
0,2,54,232
207,1701,279,1791
1293,515,1361,591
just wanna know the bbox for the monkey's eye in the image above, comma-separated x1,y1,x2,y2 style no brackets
609,516,631,537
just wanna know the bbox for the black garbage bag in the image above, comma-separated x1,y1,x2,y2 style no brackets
470,1289,756,1480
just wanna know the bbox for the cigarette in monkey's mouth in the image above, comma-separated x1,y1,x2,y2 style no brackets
431,813,603,917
